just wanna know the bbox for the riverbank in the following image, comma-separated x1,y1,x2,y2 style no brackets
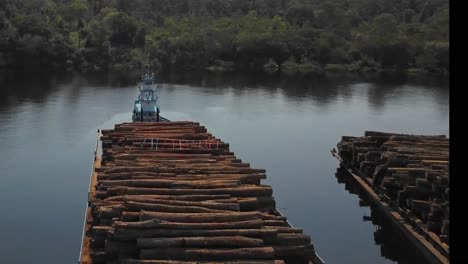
0,66,450,91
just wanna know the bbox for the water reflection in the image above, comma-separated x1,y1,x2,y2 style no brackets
335,166,428,264
1,70,448,110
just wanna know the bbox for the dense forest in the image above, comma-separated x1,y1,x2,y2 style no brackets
0,0,449,75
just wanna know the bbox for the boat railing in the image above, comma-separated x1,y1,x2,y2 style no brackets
78,129,102,263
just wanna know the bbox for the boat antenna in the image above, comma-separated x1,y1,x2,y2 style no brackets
146,50,150,76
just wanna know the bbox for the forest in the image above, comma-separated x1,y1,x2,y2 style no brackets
0,0,449,75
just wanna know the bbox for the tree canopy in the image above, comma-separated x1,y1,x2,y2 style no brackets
0,0,449,74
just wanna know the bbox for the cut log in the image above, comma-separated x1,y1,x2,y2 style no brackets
119,259,285,264
112,228,278,240
105,240,138,255
106,194,232,202
125,199,240,211
118,186,273,197
124,201,233,213
264,233,311,246
137,236,264,248
114,219,264,230
139,211,262,223
99,179,240,189
139,247,276,260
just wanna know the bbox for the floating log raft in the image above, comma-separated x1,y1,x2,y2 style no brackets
80,122,318,264
334,131,449,263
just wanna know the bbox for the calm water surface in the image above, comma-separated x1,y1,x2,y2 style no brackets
0,72,448,263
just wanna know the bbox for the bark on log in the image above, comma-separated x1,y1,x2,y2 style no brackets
112,229,278,240
264,234,311,246
105,240,138,255
99,179,240,189
119,260,285,264
115,186,273,197
139,211,262,222
139,247,276,260
114,219,264,230
106,194,232,202
124,198,240,211
136,236,264,248
124,201,234,213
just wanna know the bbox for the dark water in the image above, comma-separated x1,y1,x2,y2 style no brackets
0,71,448,263
334,167,428,264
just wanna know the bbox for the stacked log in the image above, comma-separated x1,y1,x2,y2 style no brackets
336,131,449,246
83,122,316,264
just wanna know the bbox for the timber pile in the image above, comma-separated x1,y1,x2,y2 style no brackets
84,121,316,264
337,131,449,245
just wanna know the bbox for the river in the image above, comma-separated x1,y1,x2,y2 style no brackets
0,71,448,263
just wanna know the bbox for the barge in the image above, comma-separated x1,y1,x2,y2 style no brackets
331,131,449,264
79,77,324,263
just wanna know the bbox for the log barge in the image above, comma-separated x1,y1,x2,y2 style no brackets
331,131,449,264
79,121,324,264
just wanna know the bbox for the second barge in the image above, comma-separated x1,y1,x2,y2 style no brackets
331,131,449,264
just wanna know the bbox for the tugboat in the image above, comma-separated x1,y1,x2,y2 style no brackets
132,72,169,122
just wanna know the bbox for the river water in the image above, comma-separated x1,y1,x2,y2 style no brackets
0,71,448,263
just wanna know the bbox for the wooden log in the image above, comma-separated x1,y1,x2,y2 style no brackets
97,167,164,174
129,196,240,204
98,173,265,183
92,226,112,236
103,153,213,160
114,219,264,230
121,211,140,221
106,194,232,202
364,131,446,139
120,148,228,155
263,220,289,227
131,211,282,222
268,227,303,233
112,229,278,240
115,186,273,197
124,198,240,211
137,236,264,248
105,240,138,255
90,201,121,209
264,233,311,246
98,205,124,219
98,172,177,180
118,260,285,264
124,201,234,213
262,214,287,221
416,178,432,189
239,197,276,211
365,151,382,162
139,247,276,260
139,211,263,222
95,190,109,199
90,236,106,248
98,166,266,174
134,142,230,149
